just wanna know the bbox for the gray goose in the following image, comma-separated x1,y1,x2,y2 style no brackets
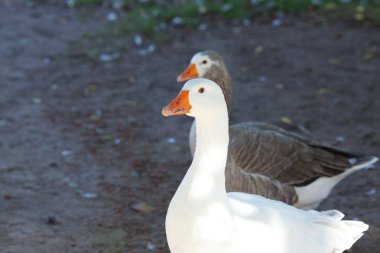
177,51,378,209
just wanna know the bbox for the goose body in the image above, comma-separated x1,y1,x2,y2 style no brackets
179,51,378,209
163,78,368,253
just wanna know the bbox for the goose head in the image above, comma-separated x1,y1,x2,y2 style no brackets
177,51,227,82
177,51,232,111
162,78,227,118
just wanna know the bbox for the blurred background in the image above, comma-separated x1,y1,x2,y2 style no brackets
0,0,379,252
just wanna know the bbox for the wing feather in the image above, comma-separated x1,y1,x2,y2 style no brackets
227,122,355,187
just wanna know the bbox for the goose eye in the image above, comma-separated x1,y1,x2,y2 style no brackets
202,60,207,64
198,87,205,93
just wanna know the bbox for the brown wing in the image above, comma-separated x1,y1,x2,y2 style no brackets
225,158,298,205
227,122,355,186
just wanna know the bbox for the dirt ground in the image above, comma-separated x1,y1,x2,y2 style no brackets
0,2,379,253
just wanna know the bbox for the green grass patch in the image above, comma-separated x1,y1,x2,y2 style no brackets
116,2,201,34
76,0,102,5
76,0,380,33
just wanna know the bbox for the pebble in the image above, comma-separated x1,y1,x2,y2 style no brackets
146,242,157,251
271,18,283,27
137,44,155,56
134,35,143,47
171,17,184,26
366,188,376,196
111,0,124,9
107,12,118,22
66,0,75,8
81,192,98,199
166,137,176,144
99,53,120,62
63,177,77,188
61,150,73,156
32,98,42,104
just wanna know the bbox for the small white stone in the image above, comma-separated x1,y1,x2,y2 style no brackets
107,12,118,22
32,98,42,104
166,137,176,144
137,44,155,56
99,53,120,62
134,35,143,46
366,188,376,196
66,0,75,8
271,18,283,27
147,44,155,53
111,0,124,9
63,177,77,188
61,150,73,156
171,17,184,26
114,138,121,145
146,242,156,251
81,192,98,199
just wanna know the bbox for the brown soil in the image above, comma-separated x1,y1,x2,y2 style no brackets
0,2,379,253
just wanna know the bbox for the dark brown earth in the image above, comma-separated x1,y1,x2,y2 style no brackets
0,2,379,253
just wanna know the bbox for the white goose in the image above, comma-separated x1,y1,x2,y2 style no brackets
177,51,378,209
162,78,368,253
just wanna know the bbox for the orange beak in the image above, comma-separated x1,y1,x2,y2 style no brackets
177,64,198,82
162,90,192,116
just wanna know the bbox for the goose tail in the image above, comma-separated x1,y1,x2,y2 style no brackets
348,155,378,172
313,211,369,253
335,220,369,252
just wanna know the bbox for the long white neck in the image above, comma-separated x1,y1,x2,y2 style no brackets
185,109,229,201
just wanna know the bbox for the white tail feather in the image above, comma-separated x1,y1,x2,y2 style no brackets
311,214,369,253
295,156,379,209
